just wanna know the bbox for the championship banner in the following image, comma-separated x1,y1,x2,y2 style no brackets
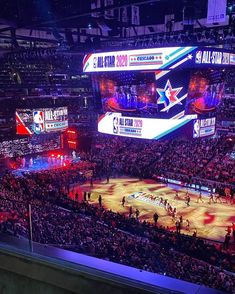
207,0,227,24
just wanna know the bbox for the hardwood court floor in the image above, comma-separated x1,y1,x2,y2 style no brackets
72,177,235,242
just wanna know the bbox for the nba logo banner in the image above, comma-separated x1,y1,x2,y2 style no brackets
33,111,45,134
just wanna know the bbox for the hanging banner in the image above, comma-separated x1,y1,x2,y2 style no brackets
131,5,140,25
91,0,101,17
104,0,114,19
120,7,128,23
207,0,227,24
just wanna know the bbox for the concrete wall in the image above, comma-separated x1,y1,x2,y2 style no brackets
0,247,163,294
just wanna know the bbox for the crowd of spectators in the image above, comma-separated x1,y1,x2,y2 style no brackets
0,54,84,88
0,154,235,292
85,133,235,188
217,97,235,121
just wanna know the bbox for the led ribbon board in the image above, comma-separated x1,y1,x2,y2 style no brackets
83,47,235,72
16,107,68,135
98,112,197,140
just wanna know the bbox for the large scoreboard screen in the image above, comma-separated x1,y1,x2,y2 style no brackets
94,70,186,118
93,69,223,119
85,46,232,140
16,107,68,135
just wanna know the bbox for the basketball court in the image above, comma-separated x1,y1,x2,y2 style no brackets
70,177,235,243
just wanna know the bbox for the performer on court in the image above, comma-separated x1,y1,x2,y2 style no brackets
215,192,222,203
185,194,190,206
185,190,189,198
208,192,215,204
29,157,33,168
196,191,204,203
179,215,183,225
153,212,159,226
121,196,126,207
172,207,177,221
175,219,181,234
174,190,180,200
88,192,91,201
163,199,168,210
135,208,140,219
98,194,102,208
186,219,190,231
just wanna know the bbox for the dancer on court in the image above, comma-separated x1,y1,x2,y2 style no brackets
186,219,190,231
196,191,204,203
208,192,215,204
215,192,222,204
172,207,177,221
185,194,190,206
174,190,180,200
121,196,126,207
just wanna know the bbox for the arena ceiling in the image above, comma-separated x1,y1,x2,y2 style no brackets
1,0,207,27
0,0,209,51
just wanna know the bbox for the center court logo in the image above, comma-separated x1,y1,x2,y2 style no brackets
127,191,162,206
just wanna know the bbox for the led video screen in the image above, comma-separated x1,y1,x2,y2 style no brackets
83,47,235,73
96,70,190,119
155,70,191,119
16,107,68,135
98,112,196,140
84,47,235,73
186,70,224,115
98,72,155,115
193,117,216,138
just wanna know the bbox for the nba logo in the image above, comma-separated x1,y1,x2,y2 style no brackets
113,117,119,134
193,120,200,138
33,111,44,133
195,51,202,64
93,57,98,68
